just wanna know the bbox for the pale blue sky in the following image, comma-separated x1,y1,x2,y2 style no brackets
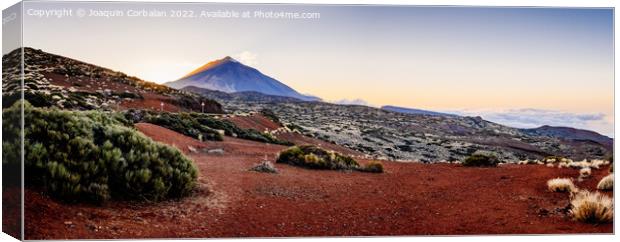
18,1,614,135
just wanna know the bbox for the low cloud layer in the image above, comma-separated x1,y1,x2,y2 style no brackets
332,98,372,107
447,108,613,137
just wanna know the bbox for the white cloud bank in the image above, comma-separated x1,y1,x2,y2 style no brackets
332,98,373,107
446,108,613,137
235,51,259,66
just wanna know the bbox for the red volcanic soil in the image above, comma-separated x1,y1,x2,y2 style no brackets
24,124,613,239
225,114,281,131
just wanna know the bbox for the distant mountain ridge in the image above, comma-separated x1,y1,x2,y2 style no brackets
166,56,320,101
381,105,456,117
521,125,613,149
181,86,308,103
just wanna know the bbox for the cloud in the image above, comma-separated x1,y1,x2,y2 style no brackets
235,51,258,66
446,108,612,136
332,98,372,107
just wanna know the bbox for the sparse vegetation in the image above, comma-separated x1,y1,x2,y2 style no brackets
579,167,592,178
260,108,281,125
191,113,293,145
5,102,198,203
462,154,500,167
142,112,224,141
276,145,359,171
127,111,293,145
361,161,385,173
547,178,576,193
570,190,613,224
597,174,613,191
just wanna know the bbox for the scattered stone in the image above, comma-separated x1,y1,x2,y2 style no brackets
249,161,278,174
187,146,198,153
537,208,549,217
206,148,225,155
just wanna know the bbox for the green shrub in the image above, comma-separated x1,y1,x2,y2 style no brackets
285,123,307,133
2,101,22,187
128,111,291,145
3,101,198,203
276,145,359,171
463,154,500,167
260,108,281,124
143,112,223,141
361,161,384,173
190,113,293,146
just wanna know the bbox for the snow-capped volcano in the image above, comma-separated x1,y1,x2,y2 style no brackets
166,56,320,101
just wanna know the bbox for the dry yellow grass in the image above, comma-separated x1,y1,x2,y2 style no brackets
570,190,613,223
547,178,576,193
597,174,613,191
579,167,592,177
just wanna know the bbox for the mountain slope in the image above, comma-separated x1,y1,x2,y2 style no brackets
165,56,320,101
521,125,613,149
181,85,306,103
2,48,223,113
204,98,613,162
381,105,456,117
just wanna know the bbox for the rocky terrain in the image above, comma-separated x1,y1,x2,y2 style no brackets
186,86,612,162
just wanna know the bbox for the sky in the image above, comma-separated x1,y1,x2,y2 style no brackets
16,1,614,136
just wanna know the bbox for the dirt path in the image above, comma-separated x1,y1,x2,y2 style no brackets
24,124,613,239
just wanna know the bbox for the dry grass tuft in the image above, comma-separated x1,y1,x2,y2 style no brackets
579,167,592,178
547,178,576,193
597,174,613,191
570,190,613,223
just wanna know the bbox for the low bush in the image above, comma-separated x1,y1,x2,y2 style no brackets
547,178,576,193
276,145,359,171
143,112,223,141
597,174,613,191
137,111,292,145
462,154,500,167
4,102,198,203
580,167,592,178
259,108,281,125
191,113,293,146
361,161,384,173
570,190,613,223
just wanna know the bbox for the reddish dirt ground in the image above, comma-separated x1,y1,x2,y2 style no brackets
24,124,613,239
225,114,281,131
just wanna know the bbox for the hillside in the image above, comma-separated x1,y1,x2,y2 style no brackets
165,56,320,101
2,48,223,113
200,99,612,162
182,85,307,104
521,125,613,149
